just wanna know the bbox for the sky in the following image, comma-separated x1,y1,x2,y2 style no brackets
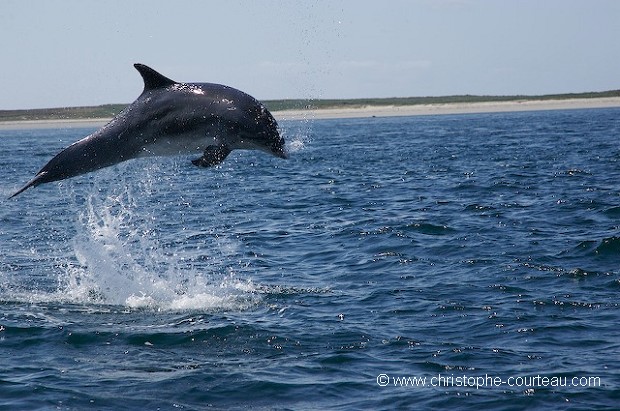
1,0,619,109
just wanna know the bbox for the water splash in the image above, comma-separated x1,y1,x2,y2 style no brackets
282,118,313,155
58,164,259,312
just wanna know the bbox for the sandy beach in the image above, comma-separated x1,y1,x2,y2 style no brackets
275,96,620,120
1,97,619,130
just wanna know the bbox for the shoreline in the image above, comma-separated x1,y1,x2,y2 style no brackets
1,97,619,130
275,96,620,120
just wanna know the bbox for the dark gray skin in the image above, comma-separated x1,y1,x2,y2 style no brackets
10,64,286,198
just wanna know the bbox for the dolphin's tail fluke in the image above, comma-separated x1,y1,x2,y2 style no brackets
8,172,48,199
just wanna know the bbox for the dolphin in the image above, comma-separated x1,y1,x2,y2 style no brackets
9,63,287,198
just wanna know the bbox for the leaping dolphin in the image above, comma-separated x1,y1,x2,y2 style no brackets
10,63,287,198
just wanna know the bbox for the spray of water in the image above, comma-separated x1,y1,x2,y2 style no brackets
58,164,259,312
282,117,314,154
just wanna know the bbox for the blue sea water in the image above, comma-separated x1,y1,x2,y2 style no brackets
1,108,620,410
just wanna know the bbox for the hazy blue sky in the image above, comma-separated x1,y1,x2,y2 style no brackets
1,0,619,109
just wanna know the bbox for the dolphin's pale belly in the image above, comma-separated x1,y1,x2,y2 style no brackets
136,130,264,159
137,132,218,157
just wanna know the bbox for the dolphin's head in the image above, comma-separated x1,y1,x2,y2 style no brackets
205,85,287,159
241,102,287,159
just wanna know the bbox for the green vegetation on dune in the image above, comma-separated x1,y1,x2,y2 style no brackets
1,90,619,122
265,90,620,111
0,104,127,122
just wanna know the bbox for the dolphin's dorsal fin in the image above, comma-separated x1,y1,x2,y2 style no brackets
134,63,176,91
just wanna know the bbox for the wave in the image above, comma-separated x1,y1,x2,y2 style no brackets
574,236,620,258
406,222,456,236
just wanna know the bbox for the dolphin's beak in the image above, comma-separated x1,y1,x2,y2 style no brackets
274,147,288,159
272,136,288,159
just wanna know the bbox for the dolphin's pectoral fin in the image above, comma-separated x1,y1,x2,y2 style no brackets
191,144,232,168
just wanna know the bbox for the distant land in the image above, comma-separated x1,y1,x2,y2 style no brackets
1,90,619,122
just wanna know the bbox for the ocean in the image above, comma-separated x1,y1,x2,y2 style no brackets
1,108,619,410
